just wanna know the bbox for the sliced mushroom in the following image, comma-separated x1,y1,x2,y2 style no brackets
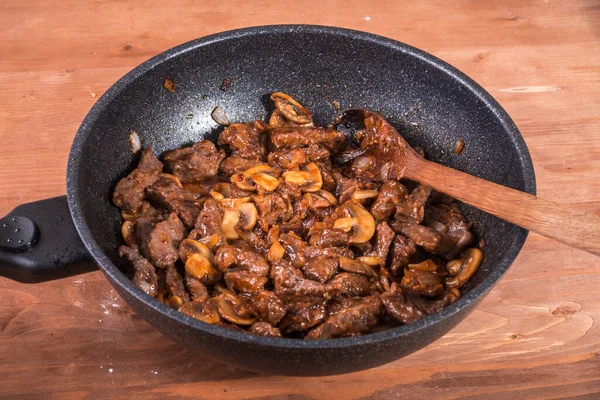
209,182,232,201
351,190,379,201
282,162,323,192
339,256,377,277
179,239,214,264
270,92,313,125
168,295,184,309
215,293,256,326
232,165,280,192
317,190,338,205
219,201,258,239
304,190,337,209
407,259,438,272
179,300,220,324
185,253,222,285
121,221,136,247
333,202,375,243
446,248,483,289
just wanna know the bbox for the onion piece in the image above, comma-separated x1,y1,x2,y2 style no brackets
129,131,141,154
211,106,231,126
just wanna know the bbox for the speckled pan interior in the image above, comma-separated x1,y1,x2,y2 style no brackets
67,25,535,376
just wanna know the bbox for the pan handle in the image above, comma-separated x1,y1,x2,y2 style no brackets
0,196,97,283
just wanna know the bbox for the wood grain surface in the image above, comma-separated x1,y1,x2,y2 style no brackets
1,0,599,398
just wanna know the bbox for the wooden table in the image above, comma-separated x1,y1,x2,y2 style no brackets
1,1,599,398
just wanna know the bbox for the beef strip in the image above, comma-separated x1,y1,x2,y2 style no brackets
185,274,209,301
303,255,339,283
113,148,163,213
269,127,346,153
145,213,186,268
118,245,158,297
166,265,190,302
146,177,201,228
371,222,395,262
268,148,307,170
305,293,382,339
388,235,416,276
133,216,157,261
382,283,460,325
247,291,287,325
390,221,441,253
280,232,308,268
326,273,373,297
424,204,473,259
279,300,328,334
271,260,327,304
370,181,408,221
248,322,282,337
218,122,267,160
219,157,266,177
395,184,432,224
254,193,291,225
308,228,349,247
163,140,225,183
189,198,227,249
215,245,270,294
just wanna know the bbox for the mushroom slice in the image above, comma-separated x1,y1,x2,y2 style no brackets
339,256,377,277
215,293,256,326
121,221,136,247
357,256,384,266
168,295,184,309
446,248,483,289
407,259,438,272
351,190,379,201
233,165,281,192
282,162,323,192
179,300,220,324
304,190,336,209
185,253,222,285
179,239,214,264
333,202,375,243
270,92,313,125
317,190,338,205
209,182,232,201
219,201,258,239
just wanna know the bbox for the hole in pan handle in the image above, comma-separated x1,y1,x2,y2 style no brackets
0,196,97,283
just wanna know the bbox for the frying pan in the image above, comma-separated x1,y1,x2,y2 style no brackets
0,25,535,376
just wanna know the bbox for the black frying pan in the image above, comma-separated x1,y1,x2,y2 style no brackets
0,25,535,376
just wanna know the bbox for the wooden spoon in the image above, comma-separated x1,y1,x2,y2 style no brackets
338,110,600,256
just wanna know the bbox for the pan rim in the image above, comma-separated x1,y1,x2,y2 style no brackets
67,24,536,350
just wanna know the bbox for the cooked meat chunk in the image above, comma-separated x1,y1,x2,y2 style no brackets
185,274,209,301
118,245,158,297
163,140,225,183
247,291,287,325
165,265,190,302
219,157,266,177
145,213,185,268
279,300,328,334
113,148,163,213
326,273,372,297
269,127,346,153
308,228,349,247
268,148,307,170
303,255,338,283
371,181,408,221
388,235,416,276
113,93,482,339
271,260,327,304
218,122,267,160
395,184,432,224
424,204,473,259
305,294,382,339
390,221,441,253
146,177,200,228
382,283,460,324
371,222,395,262
249,322,282,337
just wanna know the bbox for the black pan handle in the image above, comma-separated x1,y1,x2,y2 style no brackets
0,196,97,283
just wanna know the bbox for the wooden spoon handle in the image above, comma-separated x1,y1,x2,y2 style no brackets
406,159,600,256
